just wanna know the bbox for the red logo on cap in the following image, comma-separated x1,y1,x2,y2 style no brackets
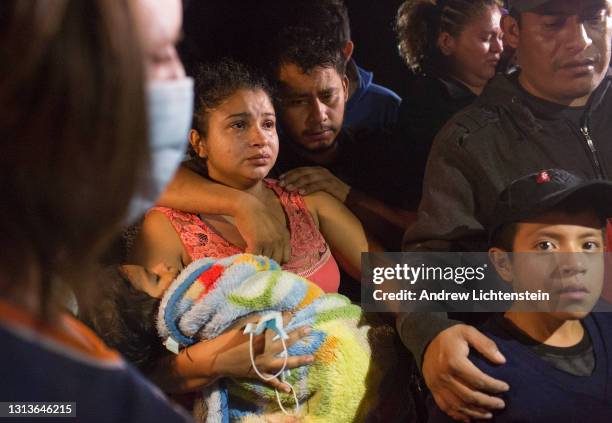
536,170,551,184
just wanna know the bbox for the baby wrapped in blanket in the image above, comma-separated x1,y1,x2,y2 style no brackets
157,253,400,423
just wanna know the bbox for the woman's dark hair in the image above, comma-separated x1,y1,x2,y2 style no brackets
192,59,272,138
81,267,164,371
0,0,148,316
396,0,502,76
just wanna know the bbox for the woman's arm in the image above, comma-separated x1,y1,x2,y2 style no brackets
278,166,416,250
304,191,373,280
157,166,291,263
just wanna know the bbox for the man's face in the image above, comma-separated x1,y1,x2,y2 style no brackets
507,0,612,106
507,210,605,317
133,0,185,81
276,63,348,153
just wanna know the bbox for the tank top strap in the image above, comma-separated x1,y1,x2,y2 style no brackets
264,179,329,264
149,207,241,260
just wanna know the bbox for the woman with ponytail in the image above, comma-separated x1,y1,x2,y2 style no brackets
394,0,504,208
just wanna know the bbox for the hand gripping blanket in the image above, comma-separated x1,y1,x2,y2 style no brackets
157,254,401,422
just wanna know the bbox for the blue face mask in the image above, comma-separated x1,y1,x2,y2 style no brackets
125,77,194,224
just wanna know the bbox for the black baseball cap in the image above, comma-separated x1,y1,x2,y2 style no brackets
489,169,612,243
507,0,550,13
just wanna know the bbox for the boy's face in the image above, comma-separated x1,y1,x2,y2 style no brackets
491,210,605,318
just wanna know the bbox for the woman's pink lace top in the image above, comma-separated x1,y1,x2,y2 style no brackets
151,180,340,293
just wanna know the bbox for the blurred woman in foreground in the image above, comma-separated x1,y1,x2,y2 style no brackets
0,1,191,420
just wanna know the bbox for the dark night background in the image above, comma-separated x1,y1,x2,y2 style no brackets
346,0,408,98
181,0,411,99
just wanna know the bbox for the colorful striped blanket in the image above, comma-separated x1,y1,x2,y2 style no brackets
157,254,400,422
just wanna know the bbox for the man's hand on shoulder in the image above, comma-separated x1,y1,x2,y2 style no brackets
424,324,509,422
279,166,350,203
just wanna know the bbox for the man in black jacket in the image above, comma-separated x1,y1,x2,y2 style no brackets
397,0,612,421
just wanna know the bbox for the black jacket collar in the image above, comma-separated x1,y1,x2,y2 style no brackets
478,68,612,123
439,77,477,101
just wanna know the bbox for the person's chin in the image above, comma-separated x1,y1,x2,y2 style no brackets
551,293,598,315
560,80,599,102
559,67,604,91
235,164,271,183
298,134,336,152
483,62,498,78
249,167,272,180
552,311,590,321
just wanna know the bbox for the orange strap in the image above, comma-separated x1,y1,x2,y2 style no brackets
0,300,121,363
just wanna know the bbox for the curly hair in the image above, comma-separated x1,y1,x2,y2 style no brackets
396,0,502,76
192,59,272,137
268,0,350,49
269,24,346,80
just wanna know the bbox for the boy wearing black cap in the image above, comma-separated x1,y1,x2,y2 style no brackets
428,169,612,422
399,0,612,420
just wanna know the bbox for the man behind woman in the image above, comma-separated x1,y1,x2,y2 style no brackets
399,0,612,421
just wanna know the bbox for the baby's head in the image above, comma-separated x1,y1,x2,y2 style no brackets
488,169,612,318
82,264,178,370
